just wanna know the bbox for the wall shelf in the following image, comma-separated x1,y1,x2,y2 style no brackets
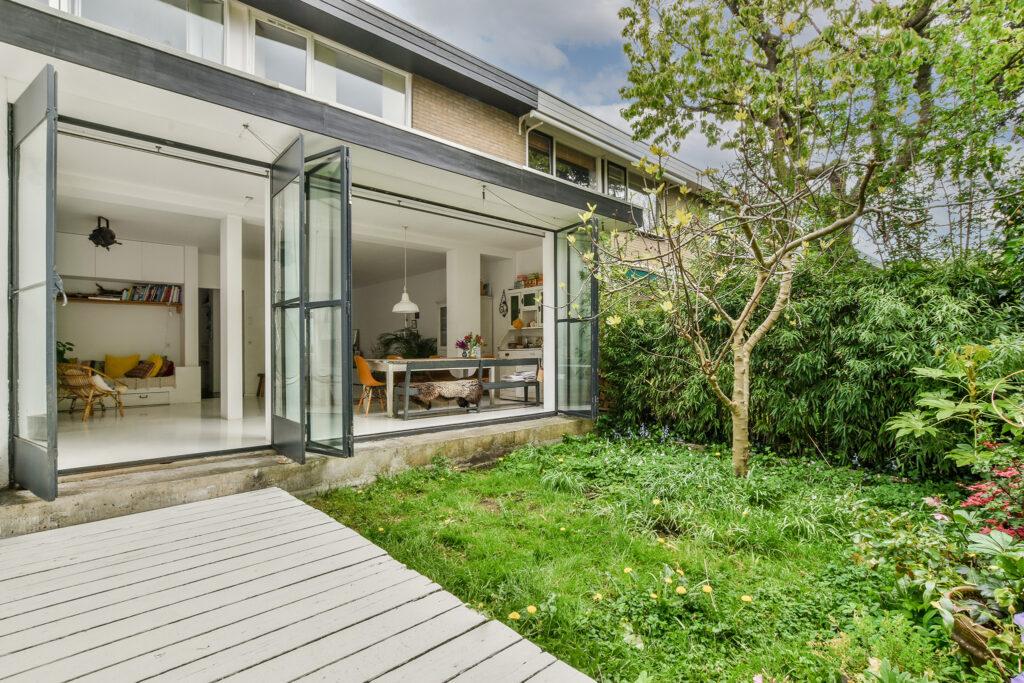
65,297,182,313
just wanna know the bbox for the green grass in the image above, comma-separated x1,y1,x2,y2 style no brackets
310,436,969,682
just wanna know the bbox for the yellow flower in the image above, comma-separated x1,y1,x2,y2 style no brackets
649,593,659,600
559,527,567,532
508,611,521,620
674,209,693,227
702,585,713,594
652,498,662,506
675,568,685,576
741,595,753,603
526,605,538,614
592,592,603,601
659,300,674,313
734,109,748,122
664,576,673,584
656,537,666,544
623,567,633,574
377,527,385,532
606,315,622,327
676,585,687,595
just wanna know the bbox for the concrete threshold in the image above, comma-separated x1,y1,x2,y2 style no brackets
0,416,591,539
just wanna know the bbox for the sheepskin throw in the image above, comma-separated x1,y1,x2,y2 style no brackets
410,379,483,410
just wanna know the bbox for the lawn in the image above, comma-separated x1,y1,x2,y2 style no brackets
311,436,974,682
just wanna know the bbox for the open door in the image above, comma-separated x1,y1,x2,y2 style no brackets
9,65,60,500
555,222,599,419
304,147,352,457
270,136,306,463
270,139,353,463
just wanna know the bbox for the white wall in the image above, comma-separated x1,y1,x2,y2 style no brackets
56,281,184,364
482,257,514,345
353,268,446,356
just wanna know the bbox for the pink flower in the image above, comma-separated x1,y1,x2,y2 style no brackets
923,496,943,508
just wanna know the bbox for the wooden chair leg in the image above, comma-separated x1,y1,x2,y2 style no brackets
376,387,386,413
362,386,372,416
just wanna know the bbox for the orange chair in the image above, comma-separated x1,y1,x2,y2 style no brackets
386,354,403,360
354,356,387,415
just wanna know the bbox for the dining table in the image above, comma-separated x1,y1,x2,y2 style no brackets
364,357,498,418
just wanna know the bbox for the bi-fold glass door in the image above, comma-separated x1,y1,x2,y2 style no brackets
269,138,353,463
9,65,60,501
555,223,599,419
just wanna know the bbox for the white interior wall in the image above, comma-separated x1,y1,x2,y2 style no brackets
352,268,446,356
482,257,514,344
57,279,184,364
445,248,481,354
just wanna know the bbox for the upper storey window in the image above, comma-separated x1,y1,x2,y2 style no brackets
75,0,224,63
254,19,307,91
313,41,407,126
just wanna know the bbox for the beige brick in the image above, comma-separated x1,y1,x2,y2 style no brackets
411,76,525,165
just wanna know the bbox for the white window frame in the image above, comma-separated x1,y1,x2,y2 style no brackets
59,0,228,63
246,7,412,127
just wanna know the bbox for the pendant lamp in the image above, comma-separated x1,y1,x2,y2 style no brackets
392,226,420,314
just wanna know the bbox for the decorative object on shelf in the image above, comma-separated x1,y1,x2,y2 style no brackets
498,289,508,318
525,272,543,287
392,226,419,315
454,333,484,358
512,318,524,330
88,216,121,250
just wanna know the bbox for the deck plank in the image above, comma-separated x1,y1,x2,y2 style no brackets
0,487,592,683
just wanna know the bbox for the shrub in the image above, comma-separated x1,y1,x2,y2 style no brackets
601,254,1021,476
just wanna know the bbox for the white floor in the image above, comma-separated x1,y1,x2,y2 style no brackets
57,395,548,470
58,397,268,471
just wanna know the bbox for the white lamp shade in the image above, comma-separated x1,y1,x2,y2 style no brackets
392,291,419,314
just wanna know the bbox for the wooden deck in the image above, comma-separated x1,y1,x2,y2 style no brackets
0,488,592,682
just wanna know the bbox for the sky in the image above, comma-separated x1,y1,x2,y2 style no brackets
363,0,725,170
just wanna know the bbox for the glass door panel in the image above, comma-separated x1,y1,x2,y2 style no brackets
555,224,598,419
270,137,306,463
10,65,59,500
304,149,352,455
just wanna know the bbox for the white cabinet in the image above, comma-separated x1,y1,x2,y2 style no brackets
142,242,185,283
95,240,142,281
55,233,96,278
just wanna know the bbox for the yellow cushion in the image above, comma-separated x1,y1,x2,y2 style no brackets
146,355,164,377
104,354,139,379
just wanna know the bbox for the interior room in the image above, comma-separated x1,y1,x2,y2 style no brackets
54,128,269,471
348,203,549,436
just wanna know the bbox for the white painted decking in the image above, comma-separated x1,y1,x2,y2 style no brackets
0,488,591,682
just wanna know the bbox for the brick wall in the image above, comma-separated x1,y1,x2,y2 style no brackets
411,76,525,165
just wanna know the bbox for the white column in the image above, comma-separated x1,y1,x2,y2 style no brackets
542,232,556,410
220,215,244,419
0,81,9,486
182,246,199,367
445,248,481,354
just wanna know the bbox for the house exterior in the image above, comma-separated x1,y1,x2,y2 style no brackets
0,0,701,502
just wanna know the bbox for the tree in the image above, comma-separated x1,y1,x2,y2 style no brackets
586,0,1022,475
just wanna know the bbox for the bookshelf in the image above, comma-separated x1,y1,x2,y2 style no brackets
65,296,182,313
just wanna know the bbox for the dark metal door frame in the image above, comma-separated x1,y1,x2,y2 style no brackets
269,136,307,464
554,221,599,420
8,64,59,500
303,146,353,457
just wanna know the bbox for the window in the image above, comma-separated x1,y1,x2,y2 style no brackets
555,143,597,190
606,161,627,199
628,172,658,231
528,131,553,174
254,19,307,91
313,41,406,125
76,0,223,62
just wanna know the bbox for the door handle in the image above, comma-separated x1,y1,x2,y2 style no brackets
54,270,68,307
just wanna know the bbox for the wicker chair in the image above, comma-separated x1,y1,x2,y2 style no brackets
57,363,127,422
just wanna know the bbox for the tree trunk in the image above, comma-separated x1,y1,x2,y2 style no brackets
731,350,752,477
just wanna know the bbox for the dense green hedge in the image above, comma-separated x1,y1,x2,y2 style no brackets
600,255,1022,476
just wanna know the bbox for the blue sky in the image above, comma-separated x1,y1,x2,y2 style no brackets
363,0,722,168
